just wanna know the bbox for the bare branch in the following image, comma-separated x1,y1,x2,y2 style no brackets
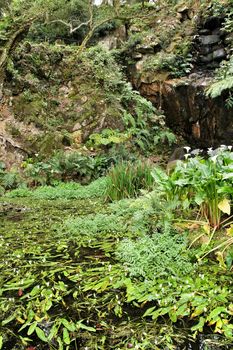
71,19,91,33
48,19,92,34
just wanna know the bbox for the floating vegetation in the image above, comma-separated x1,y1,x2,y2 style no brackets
1,180,233,349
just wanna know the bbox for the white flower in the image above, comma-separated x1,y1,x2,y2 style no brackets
184,146,191,153
211,154,218,163
191,149,202,156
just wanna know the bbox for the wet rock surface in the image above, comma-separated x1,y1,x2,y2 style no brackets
137,72,233,147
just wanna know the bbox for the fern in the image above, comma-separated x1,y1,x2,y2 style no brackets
206,55,233,99
206,77,233,98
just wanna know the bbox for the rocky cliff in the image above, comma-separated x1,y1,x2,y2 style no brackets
126,4,233,147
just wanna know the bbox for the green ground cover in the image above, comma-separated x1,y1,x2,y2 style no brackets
1,154,233,349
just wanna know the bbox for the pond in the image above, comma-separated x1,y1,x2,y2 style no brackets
0,197,232,350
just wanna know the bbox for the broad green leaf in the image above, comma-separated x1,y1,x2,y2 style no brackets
223,173,233,180
208,307,228,321
226,254,233,269
30,285,40,296
143,306,156,317
27,310,35,322
176,303,190,317
28,321,37,335
48,324,59,341
57,281,67,291
2,313,16,325
147,307,171,321
222,324,233,339
194,193,204,205
179,293,195,303
41,288,53,298
191,304,207,318
44,299,53,311
63,328,70,345
215,318,223,331
57,336,64,350
191,317,205,332
218,199,231,215
169,310,177,322
61,319,76,332
76,321,96,332
35,327,48,342
0,336,3,350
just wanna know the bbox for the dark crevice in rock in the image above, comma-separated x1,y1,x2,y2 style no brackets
193,16,227,70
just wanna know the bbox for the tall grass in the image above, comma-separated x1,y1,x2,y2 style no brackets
105,160,154,201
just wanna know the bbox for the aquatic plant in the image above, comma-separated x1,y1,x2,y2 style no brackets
116,231,193,279
152,147,233,229
105,160,154,201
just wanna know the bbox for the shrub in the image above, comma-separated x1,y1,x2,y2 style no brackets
22,152,118,186
105,160,154,201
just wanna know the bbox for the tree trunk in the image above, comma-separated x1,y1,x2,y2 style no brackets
77,17,113,53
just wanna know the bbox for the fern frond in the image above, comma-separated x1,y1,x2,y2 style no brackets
206,77,233,98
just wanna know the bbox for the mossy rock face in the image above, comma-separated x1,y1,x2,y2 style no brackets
37,132,64,157
3,43,129,160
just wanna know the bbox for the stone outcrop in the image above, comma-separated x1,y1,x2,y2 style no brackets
137,73,233,147
194,16,227,69
129,13,233,147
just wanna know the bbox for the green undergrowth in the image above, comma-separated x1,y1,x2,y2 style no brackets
116,231,193,279
61,195,158,241
8,43,175,160
6,177,108,200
